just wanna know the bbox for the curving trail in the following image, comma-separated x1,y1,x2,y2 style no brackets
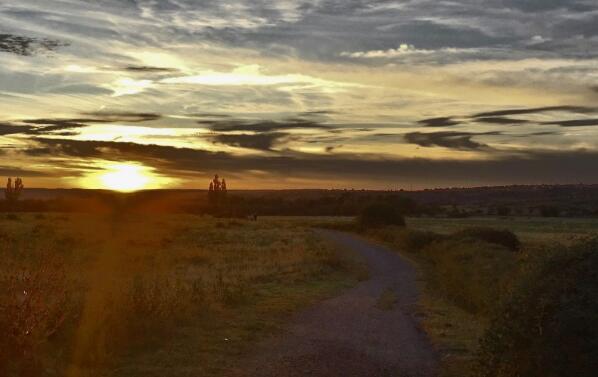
229,230,439,377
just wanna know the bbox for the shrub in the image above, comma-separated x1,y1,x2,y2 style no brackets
358,203,405,228
422,239,517,315
369,228,445,253
477,239,598,377
452,227,521,252
0,256,70,376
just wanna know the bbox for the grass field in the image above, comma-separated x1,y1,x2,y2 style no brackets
407,216,598,244
0,213,363,377
362,216,598,377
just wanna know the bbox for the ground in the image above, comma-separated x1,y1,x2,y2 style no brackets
2,213,597,376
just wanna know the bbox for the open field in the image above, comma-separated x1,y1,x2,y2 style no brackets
1,212,596,377
407,216,598,244
0,213,363,377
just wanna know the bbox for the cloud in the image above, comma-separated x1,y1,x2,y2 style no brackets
0,33,68,56
404,131,497,150
418,117,460,127
124,66,179,73
0,166,49,177
210,132,288,151
472,106,597,118
161,65,353,91
0,123,33,135
475,117,530,124
20,138,598,186
24,112,161,126
81,112,162,123
545,119,598,127
342,44,479,59
204,118,331,132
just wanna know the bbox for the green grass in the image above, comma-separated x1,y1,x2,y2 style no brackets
407,216,598,244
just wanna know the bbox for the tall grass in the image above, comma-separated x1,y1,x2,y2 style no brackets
0,214,356,376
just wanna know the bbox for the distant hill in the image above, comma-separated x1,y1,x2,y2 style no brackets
7,184,598,217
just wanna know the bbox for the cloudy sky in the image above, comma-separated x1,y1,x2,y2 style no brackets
1,0,598,189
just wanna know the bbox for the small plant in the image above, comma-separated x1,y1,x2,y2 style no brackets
0,256,69,376
452,227,521,252
358,203,405,228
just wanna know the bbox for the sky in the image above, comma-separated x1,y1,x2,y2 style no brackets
1,0,598,190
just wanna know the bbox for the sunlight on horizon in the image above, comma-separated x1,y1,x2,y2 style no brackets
81,162,173,192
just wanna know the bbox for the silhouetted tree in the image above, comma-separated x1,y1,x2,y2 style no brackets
4,177,24,202
207,174,228,210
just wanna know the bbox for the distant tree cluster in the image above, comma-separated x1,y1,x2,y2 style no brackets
208,174,227,205
4,177,24,202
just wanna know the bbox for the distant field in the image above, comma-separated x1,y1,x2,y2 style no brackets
407,216,598,243
0,213,362,377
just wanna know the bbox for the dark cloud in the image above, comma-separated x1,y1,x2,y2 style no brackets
21,138,598,186
0,123,33,135
418,117,460,127
24,112,161,126
472,106,596,118
210,132,288,151
204,119,331,132
475,117,530,124
404,131,497,150
81,112,162,122
498,0,594,12
124,66,179,73
545,119,598,127
0,166,49,177
0,33,68,56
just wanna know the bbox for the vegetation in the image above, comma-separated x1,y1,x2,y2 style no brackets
0,214,362,377
361,220,598,377
451,227,520,252
478,239,598,377
358,202,406,228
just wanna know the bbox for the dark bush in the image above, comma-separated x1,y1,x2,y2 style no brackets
452,227,521,252
358,203,405,228
477,239,598,377
540,205,561,218
398,230,446,253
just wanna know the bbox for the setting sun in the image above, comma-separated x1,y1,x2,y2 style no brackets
100,163,150,191
79,162,173,192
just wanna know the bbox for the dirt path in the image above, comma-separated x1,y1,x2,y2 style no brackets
229,230,438,377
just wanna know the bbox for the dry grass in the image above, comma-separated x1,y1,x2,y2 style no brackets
360,218,598,377
0,214,360,377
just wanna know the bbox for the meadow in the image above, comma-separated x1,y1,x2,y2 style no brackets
361,216,598,377
0,213,363,377
2,209,597,377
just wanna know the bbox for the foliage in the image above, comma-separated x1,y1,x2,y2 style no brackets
367,227,445,253
477,239,598,377
451,227,521,252
421,239,517,315
0,214,359,376
358,203,406,228
0,255,70,376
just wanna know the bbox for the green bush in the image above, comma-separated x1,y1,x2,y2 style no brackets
358,203,405,228
422,239,517,315
452,227,521,252
477,239,598,377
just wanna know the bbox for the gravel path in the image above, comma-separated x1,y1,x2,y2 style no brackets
229,230,439,377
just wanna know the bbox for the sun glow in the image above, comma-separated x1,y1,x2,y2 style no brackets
81,162,172,191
